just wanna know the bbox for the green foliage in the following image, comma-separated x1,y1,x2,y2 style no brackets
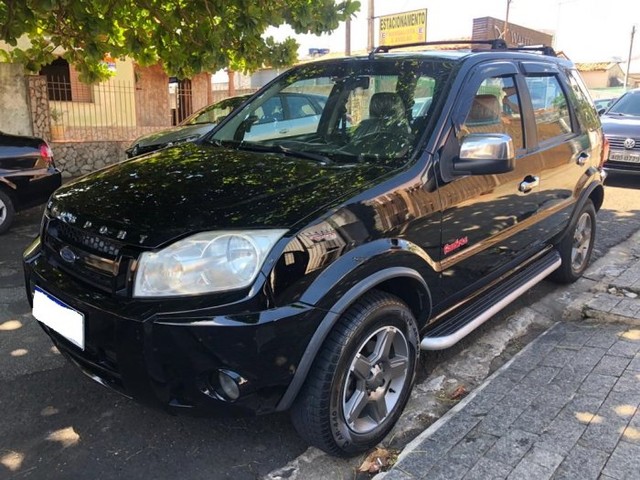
0,0,360,82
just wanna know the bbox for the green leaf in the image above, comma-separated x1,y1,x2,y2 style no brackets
0,0,360,77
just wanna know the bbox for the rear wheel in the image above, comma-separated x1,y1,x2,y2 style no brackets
550,199,596,283
0,190,15,234
291,290,419,457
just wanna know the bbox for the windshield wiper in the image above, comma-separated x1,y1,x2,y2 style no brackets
236,143,333,165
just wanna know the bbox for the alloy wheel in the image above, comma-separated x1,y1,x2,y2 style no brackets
571,211,592,273
342,325,410,434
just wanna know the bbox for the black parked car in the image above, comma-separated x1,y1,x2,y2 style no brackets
600,88,640,174
24,40,605,457
0,131,61,233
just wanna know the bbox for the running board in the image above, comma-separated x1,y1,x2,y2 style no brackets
420,250,561,350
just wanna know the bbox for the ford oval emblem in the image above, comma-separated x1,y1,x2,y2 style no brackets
59,246,78,263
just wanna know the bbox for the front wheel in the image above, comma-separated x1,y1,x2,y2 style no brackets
291,290,419,457
550,199,596,283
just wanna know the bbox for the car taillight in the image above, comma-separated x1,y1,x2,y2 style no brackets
40,143,54,165
600,137,609,168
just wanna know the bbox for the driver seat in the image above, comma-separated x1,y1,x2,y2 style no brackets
352,92,410,141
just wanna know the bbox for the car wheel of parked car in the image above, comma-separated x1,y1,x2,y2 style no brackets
291,290,419,456
0,190,15,234
550,199,596,284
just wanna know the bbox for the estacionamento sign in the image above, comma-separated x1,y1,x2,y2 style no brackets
379,9,428,47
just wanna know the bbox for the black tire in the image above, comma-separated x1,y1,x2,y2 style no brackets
290,290,419,457
549,199,596,284
0,190,15,235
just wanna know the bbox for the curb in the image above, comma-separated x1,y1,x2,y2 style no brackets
374,322,561,479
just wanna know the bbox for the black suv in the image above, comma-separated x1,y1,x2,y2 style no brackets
24,41,605,457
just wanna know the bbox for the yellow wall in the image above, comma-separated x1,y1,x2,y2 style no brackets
51,58,137,128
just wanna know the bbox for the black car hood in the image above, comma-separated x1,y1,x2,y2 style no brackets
600,114,640,137
49,143,391,248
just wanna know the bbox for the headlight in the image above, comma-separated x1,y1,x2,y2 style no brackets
133,229,287,297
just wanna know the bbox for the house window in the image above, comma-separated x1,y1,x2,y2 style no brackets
39,58,93,102
40,58,72,101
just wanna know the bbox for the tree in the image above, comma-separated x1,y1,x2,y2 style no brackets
0,0,360,82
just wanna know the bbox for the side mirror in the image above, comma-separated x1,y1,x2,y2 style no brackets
453,133,515,175
597,108,606,116
233,115,260,141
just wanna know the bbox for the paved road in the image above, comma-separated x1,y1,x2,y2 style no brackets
0,173,638,480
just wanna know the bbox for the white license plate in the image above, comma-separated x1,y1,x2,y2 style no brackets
33,287,85,350
609,150,640,163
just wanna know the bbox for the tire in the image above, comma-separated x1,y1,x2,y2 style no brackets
0,190,15,235
549,199,596,284
290,290,419,457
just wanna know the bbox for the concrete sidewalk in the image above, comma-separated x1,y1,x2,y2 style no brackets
382,234,640,480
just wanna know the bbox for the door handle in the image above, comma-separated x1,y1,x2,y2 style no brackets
279,128,289,134
519,175,539,193
577,152,590,166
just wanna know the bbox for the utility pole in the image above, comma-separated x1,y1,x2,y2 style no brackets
367,0,374,52
345,18,351,56
624,25,636,90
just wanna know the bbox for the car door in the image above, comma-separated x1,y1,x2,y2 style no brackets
435,62,544,307
520,62,597,240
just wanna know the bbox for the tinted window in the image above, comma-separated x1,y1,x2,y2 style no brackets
525,76,572,143
566,70,599,131
211,59,455,163
255,97,284,124
285,95,320,119
461,76,524,149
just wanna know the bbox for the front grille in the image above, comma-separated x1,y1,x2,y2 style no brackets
606,136,640,151
43,218,134,294
55,221,121,257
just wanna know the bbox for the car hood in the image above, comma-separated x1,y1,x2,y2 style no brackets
49,143,392,248
131,124,214,149
600,115,640,137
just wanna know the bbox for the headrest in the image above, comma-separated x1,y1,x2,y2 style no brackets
467,94,501,124
369,92,406,122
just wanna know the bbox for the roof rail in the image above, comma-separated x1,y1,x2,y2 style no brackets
506,45,557,56
369,39,508,58
368,39,556,58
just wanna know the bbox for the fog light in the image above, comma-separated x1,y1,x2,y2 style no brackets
217,370,240,401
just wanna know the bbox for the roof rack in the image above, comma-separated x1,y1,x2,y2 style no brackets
368,39,556,58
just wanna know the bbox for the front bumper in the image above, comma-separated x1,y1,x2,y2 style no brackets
603,160,640,175
24,240,323,416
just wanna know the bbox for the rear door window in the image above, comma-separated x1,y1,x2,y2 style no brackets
524,76,572,143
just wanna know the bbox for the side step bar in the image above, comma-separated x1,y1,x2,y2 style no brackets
420,250,561,351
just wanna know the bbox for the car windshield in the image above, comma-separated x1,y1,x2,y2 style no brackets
183,96,248,125
607,91,640,116
209,58,455,164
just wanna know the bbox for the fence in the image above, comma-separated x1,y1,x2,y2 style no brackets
47,77,168,142
45,77,259,142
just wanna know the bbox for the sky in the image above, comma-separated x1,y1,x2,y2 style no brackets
267,0,640,63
